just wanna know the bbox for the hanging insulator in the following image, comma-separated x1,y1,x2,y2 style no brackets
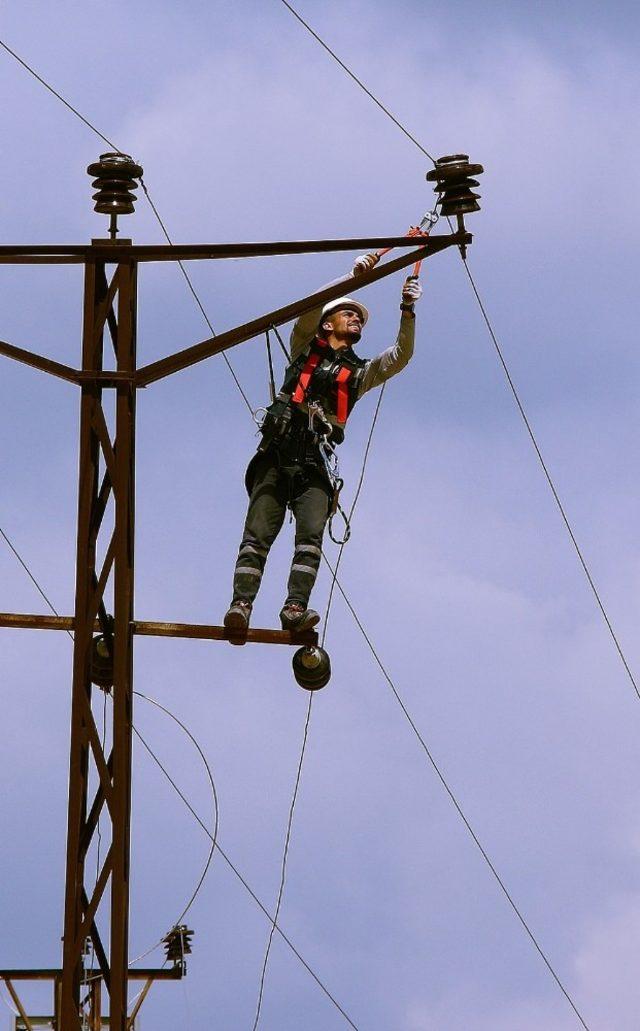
87,152,143,215
90,634,113,691
163,925,194,970
292,646,331,691
426,154,483,217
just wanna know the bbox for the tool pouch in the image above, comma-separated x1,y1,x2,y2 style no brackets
258,398,293,452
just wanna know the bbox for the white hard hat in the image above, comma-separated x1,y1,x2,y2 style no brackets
321,296,369,326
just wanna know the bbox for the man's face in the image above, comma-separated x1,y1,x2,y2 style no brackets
324,306,363,346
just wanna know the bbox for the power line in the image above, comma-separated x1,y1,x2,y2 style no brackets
322,558,591,1030
278,1,436,165
0,39,117,149
460,258,640,700
0,526,73,639
276,0,639,704
0,36,254,416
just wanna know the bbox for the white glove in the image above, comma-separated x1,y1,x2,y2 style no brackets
401,276,423,306
352,252,380,276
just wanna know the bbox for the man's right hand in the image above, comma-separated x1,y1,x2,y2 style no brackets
352,252,380,277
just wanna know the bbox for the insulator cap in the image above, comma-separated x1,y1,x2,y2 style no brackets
426,154,484,217
292,646,331,691
87,152,143,216
163,925,194,967
90,634,113,690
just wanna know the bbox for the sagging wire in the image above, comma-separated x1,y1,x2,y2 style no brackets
127,690,220,966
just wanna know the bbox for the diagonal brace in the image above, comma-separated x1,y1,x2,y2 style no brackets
0,339,79,385
136,233,469,386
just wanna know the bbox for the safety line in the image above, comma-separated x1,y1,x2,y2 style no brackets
252,694,313,1030
0,36,254,416
252,372,386,1024
322,557,590,1030
322,382,386,647
278,1,436,165
276,0,639,706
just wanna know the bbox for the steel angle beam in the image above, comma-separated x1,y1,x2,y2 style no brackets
137,233,468,386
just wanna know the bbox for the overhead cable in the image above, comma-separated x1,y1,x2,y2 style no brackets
0,36,254,416
321,556,591,1030
0,526,73,639
278,1,436,165
276,0,639,705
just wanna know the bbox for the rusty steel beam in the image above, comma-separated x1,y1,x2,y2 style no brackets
0,613,76,630
91,235,442,261
0,612,318,646
0,235,438,263
137,234,468,386
4,980,34,1031
62,252,106,1031
132,620,318,646
0,339,79,384
60,253,138,1031
0,969,179,981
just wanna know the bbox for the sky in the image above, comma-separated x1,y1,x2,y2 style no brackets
1,1,640,1028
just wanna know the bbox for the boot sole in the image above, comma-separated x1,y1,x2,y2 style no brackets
224,611,250,631
281,611,321,632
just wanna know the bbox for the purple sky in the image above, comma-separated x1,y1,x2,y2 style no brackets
1,1,640,1028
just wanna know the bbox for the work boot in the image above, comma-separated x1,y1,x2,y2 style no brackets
280,603,320,632
224,599,252,631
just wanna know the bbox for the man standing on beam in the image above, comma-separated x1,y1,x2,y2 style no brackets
224,256,423,632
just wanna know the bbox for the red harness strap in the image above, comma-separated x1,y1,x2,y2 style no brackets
291,351,322,404
291,339,352,424
335,366,352,424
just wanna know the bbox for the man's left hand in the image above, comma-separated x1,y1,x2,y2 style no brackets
402,277,423,307
352,252,380,276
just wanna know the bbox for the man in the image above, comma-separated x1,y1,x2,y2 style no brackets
224,253,423,632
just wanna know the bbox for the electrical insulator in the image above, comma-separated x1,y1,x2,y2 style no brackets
426,154,483,217
163,925,194,970
90,634,113,691
292,646,331,691
87,152,143,238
